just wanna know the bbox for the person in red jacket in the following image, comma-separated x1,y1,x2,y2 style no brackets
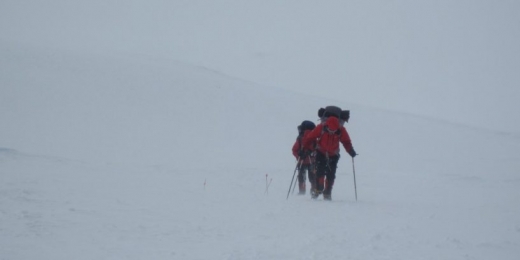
303,116,356,200
292,121,316,195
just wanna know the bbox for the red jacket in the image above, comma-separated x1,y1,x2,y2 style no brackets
303,123,354,156
292,130,315,165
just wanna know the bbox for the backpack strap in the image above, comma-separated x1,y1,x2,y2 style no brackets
316,125,342,157
297,135,303,153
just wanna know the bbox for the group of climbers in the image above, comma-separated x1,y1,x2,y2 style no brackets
291,106,357,200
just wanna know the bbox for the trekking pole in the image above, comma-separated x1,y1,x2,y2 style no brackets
352,157,358,201
308,155,316,192
292,159,303,194
292,172,298,194
287,159,302,200
292,156,308,194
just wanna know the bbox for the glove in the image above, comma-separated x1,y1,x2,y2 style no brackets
298,150,308,158
348,148,357,158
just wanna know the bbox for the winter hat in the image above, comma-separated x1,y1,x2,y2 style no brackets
325,117,339,131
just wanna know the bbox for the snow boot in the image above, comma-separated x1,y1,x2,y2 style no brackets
312,176,325,199
311,188,321,199
298,182,306,195
323,186,332,200
323,193,332,200
323,179,333,200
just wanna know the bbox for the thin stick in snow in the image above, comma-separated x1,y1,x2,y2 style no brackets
265,175,272,195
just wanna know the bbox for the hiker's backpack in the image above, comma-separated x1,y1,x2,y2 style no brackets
323,106,342,118
298,120,316,137
318,106,342,124
340,110,350,124
297,120,316,156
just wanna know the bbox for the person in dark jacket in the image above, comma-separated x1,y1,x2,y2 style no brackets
303,116,356,200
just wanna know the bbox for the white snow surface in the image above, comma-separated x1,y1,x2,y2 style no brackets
1,42,520,260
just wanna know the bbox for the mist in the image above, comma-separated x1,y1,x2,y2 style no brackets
2,0,519,132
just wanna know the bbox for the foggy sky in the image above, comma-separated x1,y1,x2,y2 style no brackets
2,0,519,132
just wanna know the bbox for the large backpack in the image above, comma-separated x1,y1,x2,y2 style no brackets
297,120,316,137
318,106,341,124
318,106,350,125
297,120,316,157
340,110,350,124
323,106,341,118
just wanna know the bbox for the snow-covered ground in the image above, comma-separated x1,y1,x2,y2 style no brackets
1,43,520,259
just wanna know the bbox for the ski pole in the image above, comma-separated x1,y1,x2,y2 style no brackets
308,155,316,192
292,171,298,194
352,157,357,201
287,159,302,200
293,155,311,194
292,156,309,194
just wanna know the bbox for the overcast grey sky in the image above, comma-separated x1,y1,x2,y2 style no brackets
2,0,519,132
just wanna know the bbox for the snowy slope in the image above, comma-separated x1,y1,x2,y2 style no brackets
1,42,311,168
1,44,520,260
